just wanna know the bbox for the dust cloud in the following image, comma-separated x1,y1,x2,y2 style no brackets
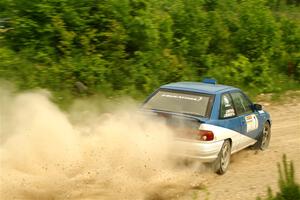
0,87,204,200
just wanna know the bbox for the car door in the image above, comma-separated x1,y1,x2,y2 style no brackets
230,91,259,149
218,93,242,152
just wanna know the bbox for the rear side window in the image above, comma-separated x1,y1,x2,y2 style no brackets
220,93,236,119
231,92,252,115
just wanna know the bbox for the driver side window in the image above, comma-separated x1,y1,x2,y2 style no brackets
220,93,236,119
231,92,252,115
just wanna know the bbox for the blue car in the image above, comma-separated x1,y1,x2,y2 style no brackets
142,79,271,174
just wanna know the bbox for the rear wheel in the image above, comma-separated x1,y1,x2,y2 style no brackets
253,122,271,150
214,140,231,175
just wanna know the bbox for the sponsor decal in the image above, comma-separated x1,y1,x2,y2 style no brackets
224,108,235,117
245,114,258,132
161,94,203,101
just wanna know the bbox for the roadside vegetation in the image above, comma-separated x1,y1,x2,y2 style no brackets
0,0,299,107
257,155,300,200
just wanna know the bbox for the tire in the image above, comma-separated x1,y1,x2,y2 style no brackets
253,122,271,150
214,140,231,175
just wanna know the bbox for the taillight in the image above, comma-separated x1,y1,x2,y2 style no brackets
197,130,214,141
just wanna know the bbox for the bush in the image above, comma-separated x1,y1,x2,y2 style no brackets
257,155,300,200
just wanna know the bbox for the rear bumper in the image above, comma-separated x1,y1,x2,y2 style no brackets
171,139,224,163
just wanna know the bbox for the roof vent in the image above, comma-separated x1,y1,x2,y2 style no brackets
202,78,217,84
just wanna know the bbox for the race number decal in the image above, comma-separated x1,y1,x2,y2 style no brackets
245,114,258,132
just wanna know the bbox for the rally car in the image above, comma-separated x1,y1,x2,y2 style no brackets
142,79,271,174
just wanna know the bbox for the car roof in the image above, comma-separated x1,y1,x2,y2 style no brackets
160,82,239,94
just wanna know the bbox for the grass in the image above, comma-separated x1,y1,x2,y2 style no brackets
257,155,300,200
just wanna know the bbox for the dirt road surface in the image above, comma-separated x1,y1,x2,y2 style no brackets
179,99,300,200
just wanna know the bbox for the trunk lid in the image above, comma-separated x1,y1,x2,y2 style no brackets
143,109,206,140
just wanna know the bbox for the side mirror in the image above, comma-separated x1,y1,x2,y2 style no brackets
253,103,262,111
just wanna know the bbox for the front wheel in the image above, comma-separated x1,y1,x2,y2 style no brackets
253,122,271,150
214,140,231,175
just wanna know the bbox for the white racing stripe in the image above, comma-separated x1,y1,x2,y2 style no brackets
199,124,257,153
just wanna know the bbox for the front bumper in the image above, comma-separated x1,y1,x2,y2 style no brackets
171,139,224,163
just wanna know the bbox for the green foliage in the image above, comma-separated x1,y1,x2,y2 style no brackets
0,0,299,104
207,55,273,92
257,155,300,200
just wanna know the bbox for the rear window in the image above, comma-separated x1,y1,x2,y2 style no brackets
143,90,214,117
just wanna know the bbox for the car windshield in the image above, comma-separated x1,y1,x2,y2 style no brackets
143,90,213,117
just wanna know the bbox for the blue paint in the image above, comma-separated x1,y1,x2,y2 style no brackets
202,78,217,85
